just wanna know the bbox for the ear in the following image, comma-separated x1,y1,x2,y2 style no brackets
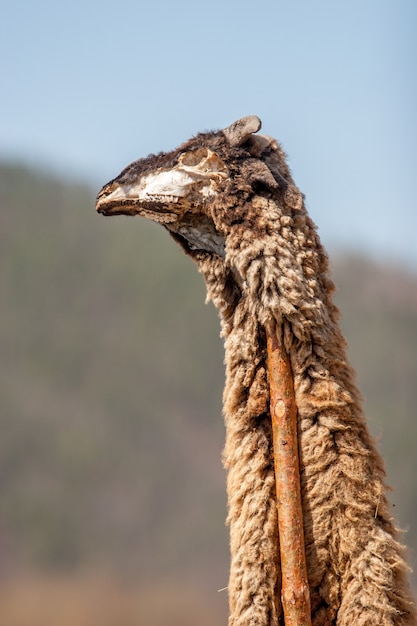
242,159,303,210
265,162,303,211
222,116,262,146
245,134,278,158
241,159,280,191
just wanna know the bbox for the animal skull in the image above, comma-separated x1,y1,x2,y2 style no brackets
96,116,300,257
96,147,228,221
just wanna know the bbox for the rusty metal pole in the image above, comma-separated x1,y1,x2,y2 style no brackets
266,323,312,626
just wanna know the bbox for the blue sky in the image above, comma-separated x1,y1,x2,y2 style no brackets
2,0,416,266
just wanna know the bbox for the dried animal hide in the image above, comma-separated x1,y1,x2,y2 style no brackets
96,117,416,626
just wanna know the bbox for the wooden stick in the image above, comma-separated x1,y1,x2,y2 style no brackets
266,324,312,626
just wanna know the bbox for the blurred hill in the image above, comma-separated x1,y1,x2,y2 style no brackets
0,162,416,622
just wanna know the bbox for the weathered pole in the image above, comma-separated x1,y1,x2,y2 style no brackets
266,323,312,626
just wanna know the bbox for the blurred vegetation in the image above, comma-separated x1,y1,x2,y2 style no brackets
0,161,416,622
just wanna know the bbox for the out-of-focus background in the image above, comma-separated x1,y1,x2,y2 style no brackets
1,1,416,623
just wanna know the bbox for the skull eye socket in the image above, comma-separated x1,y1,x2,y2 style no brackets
178,149,228,179
179,148,210,167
